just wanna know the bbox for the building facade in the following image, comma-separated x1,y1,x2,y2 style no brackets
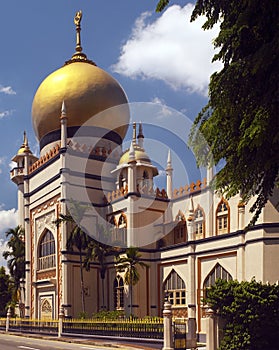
10,12,279,338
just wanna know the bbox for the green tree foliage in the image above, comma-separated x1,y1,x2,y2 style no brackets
205,279,279,350
54,201,91,314
157,0,279,226
84,224,117,311
116,247,149,316
3,225,25,304
0,266,12,316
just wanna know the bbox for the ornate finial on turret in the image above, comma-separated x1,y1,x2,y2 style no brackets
64,10,96,66
23,131,28,147
137,122,144,148
132,122,137,146
128,142,136,162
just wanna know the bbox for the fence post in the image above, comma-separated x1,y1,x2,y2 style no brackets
162,295,174,350
205,306,216,350
6,306,11,332
58,306,65,338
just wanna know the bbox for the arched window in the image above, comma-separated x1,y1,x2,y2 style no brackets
194,206,205,238
116,214,127,246
143,170,149,179
216,199,230,234
114,276,124,310
38,230,56,270
174,211,186,244
203,263,232,289
163,270,186,306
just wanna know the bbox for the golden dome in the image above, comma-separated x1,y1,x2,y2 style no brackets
119,146,151,165
32,11,129,148
32,61,129,145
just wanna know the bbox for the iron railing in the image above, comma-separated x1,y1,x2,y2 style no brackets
63,318,164,339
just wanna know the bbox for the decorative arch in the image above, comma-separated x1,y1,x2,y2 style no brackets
163,269,186,306
203,263,233,289
143,170,149,179
108,215,117,226
114,276,124,310
175,210,185,221
194,205,205,238
174,211,186,244
116,214,127,246
38,229,56,270
118,213,127,227
216,198,230,235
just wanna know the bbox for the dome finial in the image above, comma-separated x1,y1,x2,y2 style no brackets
74,10,83,54
64,10,96,66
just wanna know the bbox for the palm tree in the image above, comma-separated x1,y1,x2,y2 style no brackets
115,247,149,316
54,200,90,314
84,224,117,311
3,225,25,306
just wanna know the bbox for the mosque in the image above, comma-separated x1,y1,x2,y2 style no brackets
10,11,279,337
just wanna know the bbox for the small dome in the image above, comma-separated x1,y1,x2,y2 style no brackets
119,145,152,165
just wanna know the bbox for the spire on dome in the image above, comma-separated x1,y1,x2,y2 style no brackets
64,10,96,66
23,131,28,147
19,131,31,154
132,122,137,146
128,142,136,162
137,122,144,148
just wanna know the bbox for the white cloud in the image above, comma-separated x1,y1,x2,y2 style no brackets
112,4,222,96
0,85,16,95
0,208,18,267
0,157,5,174
0,208,18,236
0,110,14,119
0,239,8,267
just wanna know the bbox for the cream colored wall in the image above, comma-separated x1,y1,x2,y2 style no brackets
70,264,99,317
263,240,279,283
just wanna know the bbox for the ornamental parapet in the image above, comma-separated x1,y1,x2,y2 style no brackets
173,178,207,198
29,144,60,174
10,166,24,182
67,140,120,159
105,186,168,204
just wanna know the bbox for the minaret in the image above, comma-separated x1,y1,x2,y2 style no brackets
10,131,38,318
127,142,137,247
10,132,37,227
166,149,173,200
59,101,70,315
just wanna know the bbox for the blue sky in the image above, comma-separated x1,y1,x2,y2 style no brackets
0,0,221,263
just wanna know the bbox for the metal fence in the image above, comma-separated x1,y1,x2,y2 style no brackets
173,318,187,350
0,317,58,334
0,317,163,340
63,318,164,339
